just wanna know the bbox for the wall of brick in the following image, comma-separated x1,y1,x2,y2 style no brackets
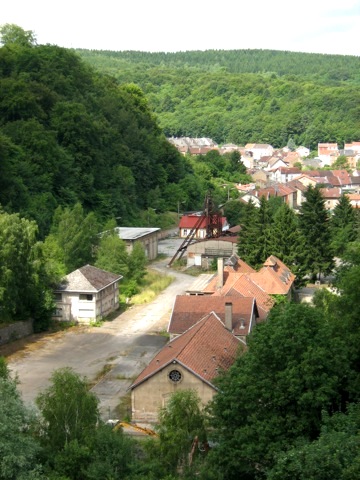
0,320,33,346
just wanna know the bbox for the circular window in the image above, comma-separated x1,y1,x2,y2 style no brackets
168,369,182,383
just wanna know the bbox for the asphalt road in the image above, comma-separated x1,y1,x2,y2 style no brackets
8,238,194,420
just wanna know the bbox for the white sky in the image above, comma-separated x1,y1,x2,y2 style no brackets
2,0,360,56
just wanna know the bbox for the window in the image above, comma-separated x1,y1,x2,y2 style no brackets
53,307,63,317
54,293,62,301
79,294,93,301
168,370,182,383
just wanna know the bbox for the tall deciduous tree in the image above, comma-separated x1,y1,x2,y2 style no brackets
50,203,99,273
0,368,43,479
298,185,334,281
36,367,100,452
95,230,129,277
207,303,349,479
128,241,148,283
155,389,208,475
0,23,36,46
267,404,360,480
329,242,360,401
0,211,53,327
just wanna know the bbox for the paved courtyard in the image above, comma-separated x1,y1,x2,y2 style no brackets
8,243,195,420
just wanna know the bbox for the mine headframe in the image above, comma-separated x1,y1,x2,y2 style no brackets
167,192,222,267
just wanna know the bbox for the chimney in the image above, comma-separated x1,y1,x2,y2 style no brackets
217,257,224,289
225,302,233,331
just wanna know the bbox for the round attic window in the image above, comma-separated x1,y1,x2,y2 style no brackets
168,369,182,383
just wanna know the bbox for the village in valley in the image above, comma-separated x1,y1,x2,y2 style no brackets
2,21,360,477
46,136,360,428
168,137,360,211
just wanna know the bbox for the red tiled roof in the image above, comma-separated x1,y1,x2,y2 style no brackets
223,276,274,321
276,167,302,174
168,295,257,336
320,187,342,199
255,184,296,198
287,179,307,191
130,312,241,389
179,215,228,229
347,193,360,201
249,255,295,295
203,271,273,321
224,256,256,274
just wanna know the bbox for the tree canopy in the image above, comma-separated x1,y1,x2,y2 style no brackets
206,303,350,479
77,48,360,148
0,38,191,236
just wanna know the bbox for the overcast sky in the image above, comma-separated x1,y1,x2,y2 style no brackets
2,0,360,56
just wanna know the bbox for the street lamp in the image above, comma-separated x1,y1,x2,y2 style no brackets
221,183,236,201
147,208,156,226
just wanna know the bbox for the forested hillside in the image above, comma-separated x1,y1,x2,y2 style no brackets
77,49,360,148
0,40,190,236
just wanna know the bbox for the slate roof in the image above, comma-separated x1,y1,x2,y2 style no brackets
56,265,122,293
130,312,241,390
168,295,257,336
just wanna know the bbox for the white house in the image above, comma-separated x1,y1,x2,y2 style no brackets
245,143,274,161
296,146,310,157
53,265,122,323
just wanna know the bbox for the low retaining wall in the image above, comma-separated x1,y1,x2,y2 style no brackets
0,320,34,346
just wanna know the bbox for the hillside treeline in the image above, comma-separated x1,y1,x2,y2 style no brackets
77,49,360,148
0,40,191,237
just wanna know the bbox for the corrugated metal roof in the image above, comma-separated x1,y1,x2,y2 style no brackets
115,227,160,240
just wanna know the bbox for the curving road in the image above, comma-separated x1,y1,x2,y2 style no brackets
9,238,194,419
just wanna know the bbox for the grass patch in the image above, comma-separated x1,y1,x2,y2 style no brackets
115,373,132,380
170,258,187,271
48,320,79,332
130,269,174,306
90,363,113,387
158,328,170,339
89,318,104,327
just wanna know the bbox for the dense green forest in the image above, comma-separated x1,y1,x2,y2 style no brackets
0,35,193,237
77,49,360,148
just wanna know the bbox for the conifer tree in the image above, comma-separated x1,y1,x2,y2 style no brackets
271,203,306,280
237,200,262,268
298,185,334,281
329,194,357,257
238,196,273,269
